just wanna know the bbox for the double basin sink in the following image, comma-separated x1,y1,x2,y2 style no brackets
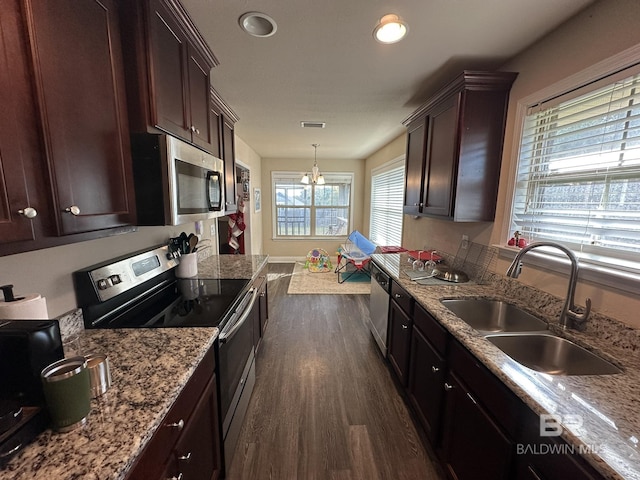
441,299,621,376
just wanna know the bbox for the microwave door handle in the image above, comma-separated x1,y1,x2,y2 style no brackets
219,288,258,344
206,171,222,211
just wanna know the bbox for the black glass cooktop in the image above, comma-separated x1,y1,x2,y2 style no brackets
92,278,250,329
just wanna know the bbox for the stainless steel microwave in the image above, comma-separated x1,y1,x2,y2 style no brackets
131,134,225,226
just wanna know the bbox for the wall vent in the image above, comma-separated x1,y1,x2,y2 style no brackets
300,121,326,128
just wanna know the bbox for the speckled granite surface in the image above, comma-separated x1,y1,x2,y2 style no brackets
0,254,269,480
0,327,218,480
372,253,640,480
196,253,269,280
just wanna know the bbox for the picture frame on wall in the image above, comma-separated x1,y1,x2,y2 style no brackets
254,188,261,213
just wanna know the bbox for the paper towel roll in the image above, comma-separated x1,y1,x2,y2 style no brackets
0,294,48,320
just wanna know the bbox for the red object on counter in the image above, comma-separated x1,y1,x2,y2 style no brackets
407,250,442,262
378,246,407,253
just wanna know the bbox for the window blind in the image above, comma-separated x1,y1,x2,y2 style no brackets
370,160,405,246
512,70,640,263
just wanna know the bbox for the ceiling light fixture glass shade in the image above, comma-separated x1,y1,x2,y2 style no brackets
301,144,325,185
373,14,408,44
239,12,277,37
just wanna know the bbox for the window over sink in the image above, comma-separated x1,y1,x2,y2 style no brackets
272,172,353,238
508,60,640,286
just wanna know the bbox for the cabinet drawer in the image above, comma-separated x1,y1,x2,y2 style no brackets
414,303,448,356
448,339,521,438
126,345,215,480
390,281,413,316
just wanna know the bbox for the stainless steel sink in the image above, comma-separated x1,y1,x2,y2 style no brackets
486,333,621,375
441,299,548,333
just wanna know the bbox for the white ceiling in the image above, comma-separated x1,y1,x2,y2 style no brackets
182,0,595,160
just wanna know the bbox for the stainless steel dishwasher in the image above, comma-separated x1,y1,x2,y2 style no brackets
369,262,391,356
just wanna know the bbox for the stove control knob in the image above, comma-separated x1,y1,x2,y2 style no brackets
97,279,109,290
109,275,122,285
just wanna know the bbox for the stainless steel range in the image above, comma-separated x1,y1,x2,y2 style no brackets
73,245,257,471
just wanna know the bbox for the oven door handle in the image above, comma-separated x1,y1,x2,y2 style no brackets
219,287,258,344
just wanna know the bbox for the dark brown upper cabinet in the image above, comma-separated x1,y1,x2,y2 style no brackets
403,71,517,221
0,0,43,244
120,0,219,154
211,87,239,214
23,0,137,235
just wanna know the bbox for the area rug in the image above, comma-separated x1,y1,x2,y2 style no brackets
287,262,371,295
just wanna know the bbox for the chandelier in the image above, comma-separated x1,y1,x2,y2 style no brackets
301,143,325,185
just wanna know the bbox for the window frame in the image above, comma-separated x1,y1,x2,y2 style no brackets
501,43,640,295
369,155,405,247
271,171,354,240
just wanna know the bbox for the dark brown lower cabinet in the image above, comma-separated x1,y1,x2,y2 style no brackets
388,299,413,386
441,372,514,480
169,375,221,480
407,325,446,445
515,407,603,480
126,345,221,480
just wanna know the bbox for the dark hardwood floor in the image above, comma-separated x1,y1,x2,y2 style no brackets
227,263,444,480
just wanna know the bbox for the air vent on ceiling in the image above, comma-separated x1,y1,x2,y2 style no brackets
300,121,326,128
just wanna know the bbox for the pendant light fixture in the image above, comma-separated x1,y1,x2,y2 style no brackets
301,144,325,185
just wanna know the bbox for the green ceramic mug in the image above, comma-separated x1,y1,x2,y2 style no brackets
41,356,91,432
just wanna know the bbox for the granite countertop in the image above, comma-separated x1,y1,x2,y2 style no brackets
372,253,640,480
1,327,218,480
0,253,268,479
196,253,269,280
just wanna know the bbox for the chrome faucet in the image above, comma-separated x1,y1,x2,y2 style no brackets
506,242,591,330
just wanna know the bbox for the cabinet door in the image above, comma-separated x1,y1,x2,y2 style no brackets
171,375,222,480
24,0,136,235
209,102,223,159
388,300,412,386
408,326,446,445
422,96,458,217
222,118,237,213
187,45,214,152
403,118,427,215
149,0,190,139
0,0,40,243
441,373,514,480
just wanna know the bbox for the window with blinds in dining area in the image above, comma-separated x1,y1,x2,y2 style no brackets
370,158,405,247
511,66,640,271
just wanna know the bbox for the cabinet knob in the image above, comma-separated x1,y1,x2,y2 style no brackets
394,293,402,299
401,324,408,329
178,452,192,463
166,419,184,430
431,366,440,373
168,474,183,480
444,382,454,391
64,205,81,216
190,125,200,135
18,207,37,219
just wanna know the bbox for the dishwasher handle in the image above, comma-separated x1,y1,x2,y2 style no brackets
219,287,258,344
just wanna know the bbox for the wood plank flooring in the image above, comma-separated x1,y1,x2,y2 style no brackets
227,263,444,480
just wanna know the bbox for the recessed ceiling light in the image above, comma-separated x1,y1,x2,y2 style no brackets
239,12,277,38
373,14,408,44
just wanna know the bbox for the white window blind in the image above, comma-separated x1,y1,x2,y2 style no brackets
273,172,353,238
370,159,405,246
512,68,640,267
